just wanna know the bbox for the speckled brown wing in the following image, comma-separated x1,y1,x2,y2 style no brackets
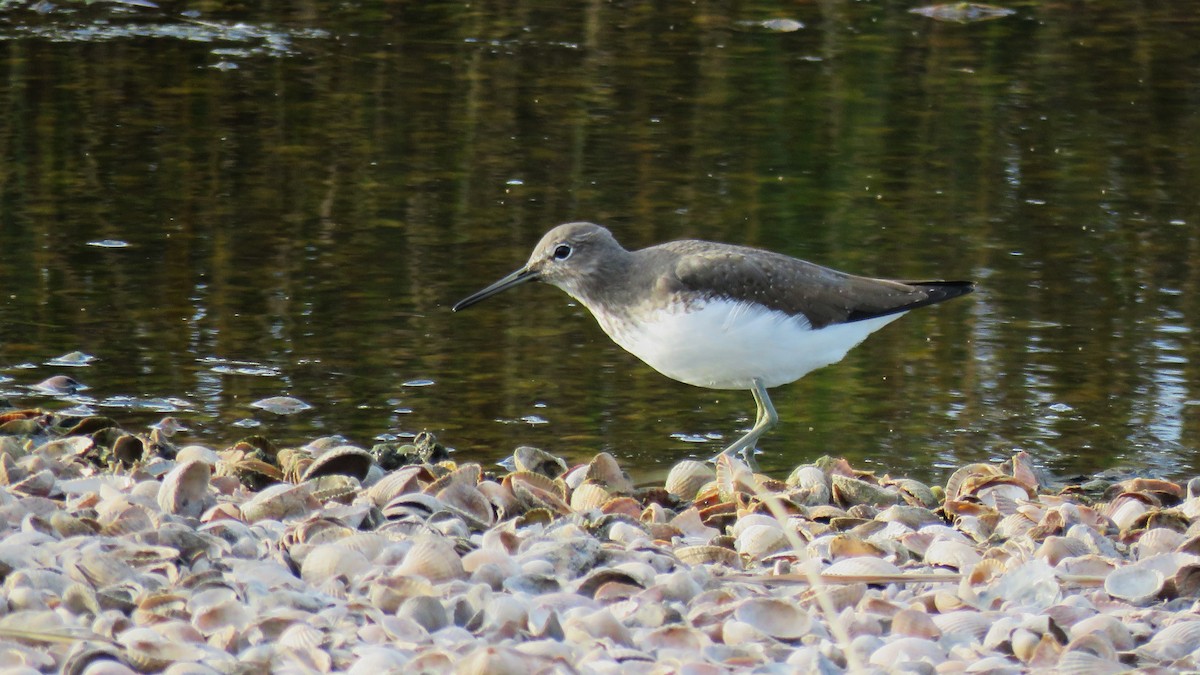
657,241,973,329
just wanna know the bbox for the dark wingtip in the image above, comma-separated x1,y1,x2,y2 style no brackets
914,280,975,303
845,280,975,323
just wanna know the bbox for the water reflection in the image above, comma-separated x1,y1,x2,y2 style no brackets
0,2,1198,483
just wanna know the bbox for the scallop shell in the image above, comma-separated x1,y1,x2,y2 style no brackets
366,466,431,507
119,627,210,671
568,481,614,513
308,474,360,503
369,575,436,614
240,482,315,523
436,479,495,529
734,524,789,560
732,597,811,640
675,545,742,569
923,539,982,570
867,637,946,668
188,587,251,635
1136,619,1200,661
423,463,482,494
890,608,941,639
823,556,902,578
513,446,568,478
585,452,634,494
665,460,715,501
1033,535,1090,567
831,474,900,508
1054,651,1128,675
801,581,867,612
1103,565,1164,604
300,445,373,482
381,492,445,520
299,543,371,585
1133,528,1187,559
828,534,886,560
1068,614,1134,651
395,534,465,583
599,496,642,519
507,471,571,514
944,463,1003,501
931,610,995,640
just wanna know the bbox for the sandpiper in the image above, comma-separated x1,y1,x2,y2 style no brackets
453,222,973,462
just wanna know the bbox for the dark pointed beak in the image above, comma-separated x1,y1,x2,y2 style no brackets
452,267,540,311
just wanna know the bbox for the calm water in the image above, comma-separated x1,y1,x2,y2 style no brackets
1,1,1198,484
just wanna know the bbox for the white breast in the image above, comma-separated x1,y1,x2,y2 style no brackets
592,299,904,390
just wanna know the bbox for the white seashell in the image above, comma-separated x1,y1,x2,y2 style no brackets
823,556,902,578
395,534,465,583
931,610,994,641
729,513,782,538
119,627,211,671
1103,564,1163,604
397,595,449,633
992,510,1038,540
734,524,789,561
584,452,634,494
240,483,315,523
1136,619,1200,661
867,637,946,667
157,460,213,518
187,587,250,636
890,608,941,639
462,547,519,576
365,466,427,507
732,597,811,640
641,624,710,651
1070,612,1132,648
664,460,715,501
670,507,719,543
1063,632,1118,661
1106,498,1149,531
1034,536,1091,567
456,645,533,675
175,445,220,467
1133,528,1187,559
338,532,392,562
923,539,982,570
347,648,412,673
569,482,611,513
562,607,633,646
721,619,762,646
1054,651,1128,675
299,543,371,585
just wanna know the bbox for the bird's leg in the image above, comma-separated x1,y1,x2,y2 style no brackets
713,378,777,470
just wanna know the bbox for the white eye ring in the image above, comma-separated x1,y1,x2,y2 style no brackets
552,244,572,260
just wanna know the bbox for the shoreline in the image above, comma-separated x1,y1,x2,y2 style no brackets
0,408,1195,673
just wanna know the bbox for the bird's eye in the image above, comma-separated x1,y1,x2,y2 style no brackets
552,244,572,260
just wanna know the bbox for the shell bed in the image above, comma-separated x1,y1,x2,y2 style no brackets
0,408,1195,673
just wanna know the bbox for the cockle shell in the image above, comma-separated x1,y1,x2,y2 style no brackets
395,534,465,583
665,460,715,501
568,478,614,509
301,445,373,482
675,545,741,569
240,482,315,523
299,543,371,585
732,597,811,640
823,556,902,578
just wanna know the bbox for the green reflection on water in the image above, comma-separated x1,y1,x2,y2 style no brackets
0,1,1198,483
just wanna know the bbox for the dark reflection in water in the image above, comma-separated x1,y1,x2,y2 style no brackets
0,1,1198,483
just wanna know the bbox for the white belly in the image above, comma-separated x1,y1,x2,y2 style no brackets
594,299,904,390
